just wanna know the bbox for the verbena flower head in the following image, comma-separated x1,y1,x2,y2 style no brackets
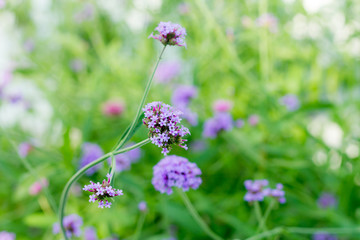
79,143,104,176
143,102,190,155
213,99,233,112
235,118,245,128
149,21,187,47
244,179,269,202
102,100,125,117
317,193,337,209
82,174,123,208
280,94,300,111
172,85,198,126
84,226,97,240
18,142,33,158
313,232,338,240
152,155,202,195
0,231,15,240
138,201,148,212
155,61,181,84
248,114,259,126
203,112,233,138
268,183,286,204
53,214,83,238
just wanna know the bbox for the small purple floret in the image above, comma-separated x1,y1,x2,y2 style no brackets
203,113,233,138
152,155,202,195
53,214,83,238
79,143,104,176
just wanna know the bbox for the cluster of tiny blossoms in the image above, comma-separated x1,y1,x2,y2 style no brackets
143,101,190,155
244,179,286,204
152,155,202,195
149,21,187,47
82,174,123,208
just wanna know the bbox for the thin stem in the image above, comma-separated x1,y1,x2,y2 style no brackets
258,0,269,82
176,189,223,240
59,139,150,240
133,212,146,240
257,199,275,232
246,227,284,240
109,152,116,185
114,45,167,151
253,201,263,231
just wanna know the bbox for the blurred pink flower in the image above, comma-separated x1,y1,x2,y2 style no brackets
256,13,278,33
155,61,181,84
138,201,148,212
102,100,125,117
213,99,233,112
248,114,259,126
0,0,5,9
29,178,48,196
178,3,190,15
24,39,35,53
18,142,33,158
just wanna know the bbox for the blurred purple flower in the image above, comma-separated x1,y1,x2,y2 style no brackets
143,102,190,155
0,68,13,97
155,61,181,84
138,201,148,212
226,28,235,41
267,183,286,204
256,13,278,33
18,142,33,158
74,3,95,23
83,174,124,208
235,119,245,128
152,155,202,195
318,193,337,209
7,93,23,104
203,112,233,138
213,99,233,113
29,178,48,196
280,94,300,111
102,100,125,117
172,85,197,109
107,143,141,172
84,227,98,240
178,3,190,15
149,22,187,47
53,214,83,238
248,114,259,126
244,179,269,202
313,232,338,240
0,0,5,9
70,59,84,72
24,39,35,52
0,231,15,240
79,143,104,176
190,140,207,152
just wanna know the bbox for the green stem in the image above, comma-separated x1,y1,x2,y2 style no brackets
59,139,150,239
253,201,263,231
176,189,223,240
114,45,167,151
133,212,147,240
258,0,269,82
246,227,284,240
257,199,275,232
109,152,116,185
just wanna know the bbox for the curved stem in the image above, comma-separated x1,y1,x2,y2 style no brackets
246,227,284,240
114,45,167,151
177,189,223,240
59,139,150,239
133,212,146,240
109,152,116,185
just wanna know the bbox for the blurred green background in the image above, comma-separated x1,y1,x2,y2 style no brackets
0,0,360,239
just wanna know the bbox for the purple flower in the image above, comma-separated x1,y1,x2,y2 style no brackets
244,179,269,202
84,227,98,240
53,214,83,238
149,21,187,47
213,99,233,112
317,193,337,209
235,119,244,128
0,231,15,240
279,94,300,111
190,140,207,152
102,100,125,117
107,144,142,173
267,183,286,204
248,114,259,126
79,143,104,176
152,155,202,195
143,102,190,155
313,232,338,240
18,142,33,158
256,13,278,33
138,201,148,212
70,59,84,72
29,178,48,196
155,61,181,83
0,0,5,9
74,3,95,23
83,174,124,208
203,113,233,138
178,3,190,15
171,85,198,126
24,39,35,52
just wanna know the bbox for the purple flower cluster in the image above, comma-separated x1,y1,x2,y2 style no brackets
203,113,233,138
244,180,286,204
152,155,202,195
53,214,83,238
313,232,338,240
172,85,198,126
317,193,337,209
279,94,300,111
138,201,148,212
82,174,124,208
79,143,104,176
84,227,97,240
0,231,15,240
107,143,141,172
149,21,187,47
256,13,278,33
143,102,190,155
